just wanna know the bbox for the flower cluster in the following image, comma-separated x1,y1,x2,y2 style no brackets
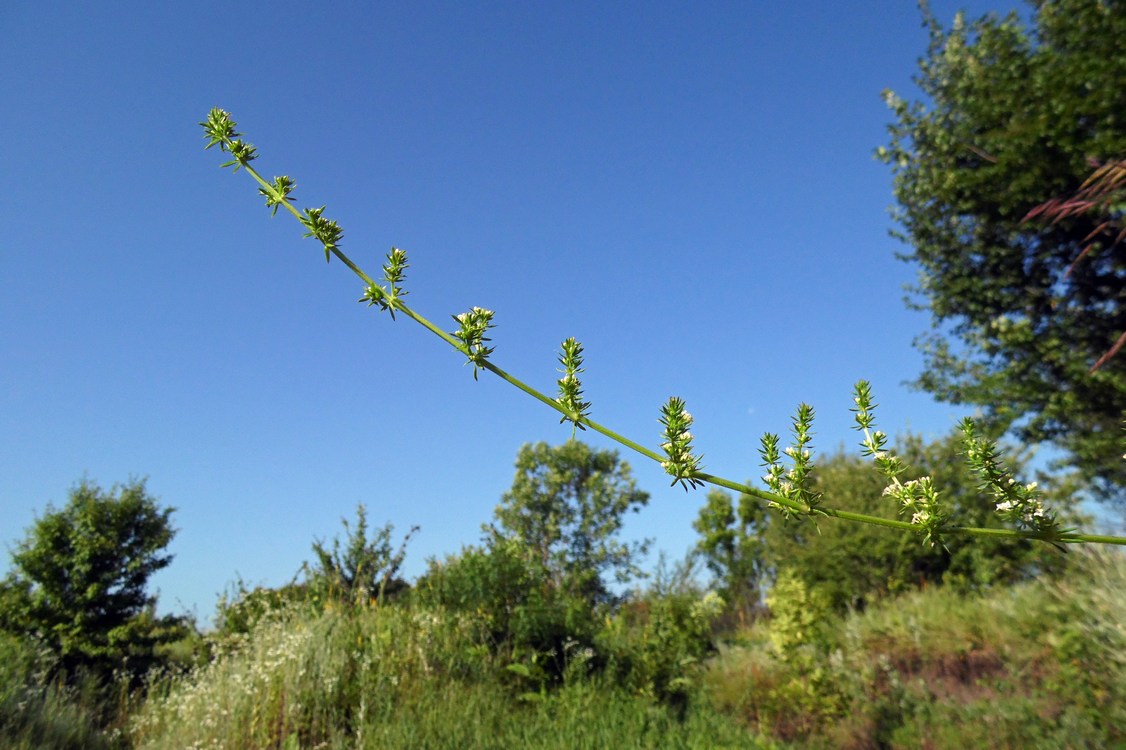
885,477,946,548
959,417,1060,534
659,397,704,490
259,175,296,216
555,337,592,434
361,247,410,319
759,403,821,519
851,381,906,480
300,206,344,263
200,107,257,171
451,307,496,379
759,432,788,509
852,381,945,545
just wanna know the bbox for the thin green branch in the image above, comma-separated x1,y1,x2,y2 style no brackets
200,108,1126,549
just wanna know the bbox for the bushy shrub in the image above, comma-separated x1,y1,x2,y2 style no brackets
597,589,723,710
212,578,313,642
306,504,415,606
414,539,597,683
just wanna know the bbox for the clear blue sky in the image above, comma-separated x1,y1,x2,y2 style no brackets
2,1,1026,622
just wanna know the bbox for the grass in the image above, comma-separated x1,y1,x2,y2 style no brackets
0,631,128,750
128,602,769,749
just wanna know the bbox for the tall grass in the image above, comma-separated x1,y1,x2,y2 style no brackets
129,600,767,749
0,632,127,750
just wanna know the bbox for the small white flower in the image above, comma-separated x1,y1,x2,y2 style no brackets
996,500,1015,513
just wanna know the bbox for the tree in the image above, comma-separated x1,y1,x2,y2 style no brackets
0,479,185,681
880,0,1126,502
487,440,650,603
692,488,770,618
307,504,417,605
762,431,1078,613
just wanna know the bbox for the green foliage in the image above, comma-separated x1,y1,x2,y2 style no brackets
211,506,415,644
131,596,758,750
705,550,1126,747
488,440,650,604
0,630,124,750
692,488,770,616
307,504,416,605
763,570,833,663
881,0,1126,501
0,479,189,684
415,539,597,681
763,431,1075,613
415,439,653,682
598,586,724,710
212,578,313,641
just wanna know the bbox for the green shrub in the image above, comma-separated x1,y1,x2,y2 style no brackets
596,589,723,710
414,539,597,682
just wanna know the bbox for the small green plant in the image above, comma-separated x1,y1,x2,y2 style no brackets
199,107,1126,551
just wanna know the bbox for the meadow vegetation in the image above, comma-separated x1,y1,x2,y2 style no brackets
4,448,1125,749
6,1,1126,747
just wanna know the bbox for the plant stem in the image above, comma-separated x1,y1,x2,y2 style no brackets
217,132,1126,549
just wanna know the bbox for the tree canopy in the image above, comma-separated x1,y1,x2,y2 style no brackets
487,440,650,603
692,487,770,618
881,0,1126,502
0,479,185,681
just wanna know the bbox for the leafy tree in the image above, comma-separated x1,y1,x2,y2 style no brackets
762,431,1078,613
692,488,770,618
486,440,650,604
0,479,187,682
880,0,1126,502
